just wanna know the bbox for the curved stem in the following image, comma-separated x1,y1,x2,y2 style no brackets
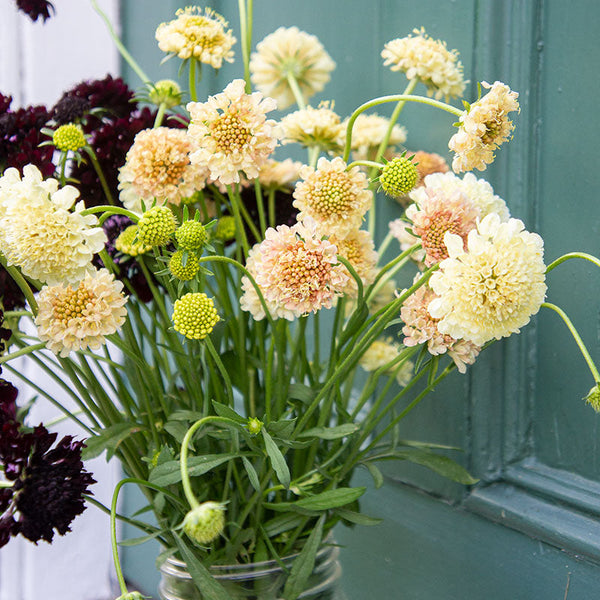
347,160,384,172
286,72,306,110
541,302,600,383
80,205,139,224
0,255,39,315
545,252,600,273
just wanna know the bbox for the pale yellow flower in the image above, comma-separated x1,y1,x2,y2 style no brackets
343,113,407,160
118,127,208,214
359,338,414,386
293,157,371,237
155,6,235,68
187,79,278,185
257,158,303,189
279,103,344,152
35,269,127,357
428,214,546,346
250,26,336,110
0,165,106,285
382,28,466,100
330,229,378,297
449,81,520,173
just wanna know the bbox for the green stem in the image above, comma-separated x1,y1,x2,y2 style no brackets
0,257,39,315
541,302,600,383
189,59,200,102
545,252,600,273
83,146,115,205
153,102,167,128
347,160,384,172
80,205,139,223
238,0,252,92
0,342,47,365
286,72,307,110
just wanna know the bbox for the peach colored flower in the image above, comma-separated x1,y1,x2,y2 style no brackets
293,157,371,237
257,158,303,189
389,219,426,268
118,127,208,213
449,81,519,173
240,218,350,320
187,79,278,185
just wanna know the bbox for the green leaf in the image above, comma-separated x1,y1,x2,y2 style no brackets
334,508,383,526
338,302,370,347
167,410,204,422
242,456,260,492
149,454,237,487
212,400,246,423
262,429,290,488
298,423,359,440
262,513,307,538
268,417,296,439
293,487,366,511
282,514,325,600
82,423,143,461
287,383,315,405
118,528,168,547
362,461,384,489
174,535,233,600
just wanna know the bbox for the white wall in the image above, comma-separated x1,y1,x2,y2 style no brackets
0,2,122,599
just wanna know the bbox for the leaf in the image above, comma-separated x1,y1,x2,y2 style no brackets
268,417,296,439
282,514,325,600
287,383,315,405
174,535,233,600
82,423,143,461
293,487,366,511
298,423,359,440
149,453,237,487
163,420,191,444
334,508,383,526
338,302,370,347
212,400,246,424
118,528,168,547
167,410,204,422
362,461,384,489
262,429,290,488
262,513,307,538
242,456,260,491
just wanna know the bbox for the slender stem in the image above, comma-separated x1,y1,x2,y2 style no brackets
110,479,130,594
0,255,38,315
545,252,600,273
83,146,115,205
347,160,384,172
153,102,167,128
286,72,306,109
0,342,47,365
204,336,234,405
542,302,600,383
189,59,199,102
238,0,252,92
80,205,139,223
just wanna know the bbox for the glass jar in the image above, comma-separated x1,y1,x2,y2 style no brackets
158,542,346,600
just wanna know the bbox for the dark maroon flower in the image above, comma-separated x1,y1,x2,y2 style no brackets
51,96,91,126
0,379,18,427
15,0,55,22
0,266,28,311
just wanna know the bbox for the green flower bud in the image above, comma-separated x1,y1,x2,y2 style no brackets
169,250,200,281
176,220,209,251
379,154,419,197
137,206,177,247
53,123,86,152
116,591,146,600
172,292,219,340
115,224,152,256
149,79,183,109
247,417,263,435
214,216,236,241
585,383,600,413
183,501,226,545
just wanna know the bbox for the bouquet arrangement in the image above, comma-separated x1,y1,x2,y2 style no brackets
1,1,599,599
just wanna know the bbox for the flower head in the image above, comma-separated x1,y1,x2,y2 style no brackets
428,214,546,346
172,293,219,339
293,157,371,237
176,220,209,251
0,165,106,285
240,219,350,321
359,338,414,386
52,123,86,152
344,113,407,161
35,269,127,357
382,28,466,100
118,127,208,213
250,26,336,110
256,158,303,189
379,154,419,197
182,501,226,545
114,225,152,257
169,250,200,281
585,384,600,413
14,0,55,22
155,6,236,68
449,81,519,173
187,79,278,185
148,79,183,109
137,206,178,247
279,103,344,152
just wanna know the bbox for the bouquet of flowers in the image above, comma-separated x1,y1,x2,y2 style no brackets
1,1,599,599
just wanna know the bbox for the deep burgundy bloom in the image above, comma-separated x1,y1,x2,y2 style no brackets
0,266,28,311
14,0,55,22
0,379,18,427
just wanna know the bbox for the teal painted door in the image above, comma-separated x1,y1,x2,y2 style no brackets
120,1,600,597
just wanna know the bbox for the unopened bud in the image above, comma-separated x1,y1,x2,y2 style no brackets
183,501,226,545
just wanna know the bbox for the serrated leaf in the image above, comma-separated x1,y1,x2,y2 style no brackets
298,423,359,440
242,456,260,491
149,453,237,486
334,508,383,526
82,423,143,461
262,429,290,488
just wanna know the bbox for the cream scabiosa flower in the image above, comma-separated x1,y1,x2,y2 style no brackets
155,7,235,68
279,103,344,152
118,127,208,214
240,218,350,321
187,79,278,185
359,338,414,386
0,165,106,285
382,28,466,100
449,81,520,173
428,214,546,346
343,113,407,161
250,26,336,110
293,157,371,238
35,269,127,357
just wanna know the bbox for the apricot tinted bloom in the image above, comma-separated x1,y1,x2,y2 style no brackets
279,104,344,152
187,79,278,185
293,157,371,237
35,269,127,357
428,214,546,346
155,7,235,68
382,28,466,100
118,127,208,213
250,26,336,110
240,219,350,321
449,81,519,173
401,283,480,373
256,158,303,189
330,229,379,296
0,165,105,285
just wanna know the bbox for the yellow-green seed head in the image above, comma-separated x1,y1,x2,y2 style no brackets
116,592,146,600
115,224,152,256
169,250,200,281
175,220,208,251
149,79,183,109
137,206,177,247
172,292,219,340
53,123,86,152
585,384,600,413
379,155,419,197
247,417,263,435
183,501,226,545
214,216,236,241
